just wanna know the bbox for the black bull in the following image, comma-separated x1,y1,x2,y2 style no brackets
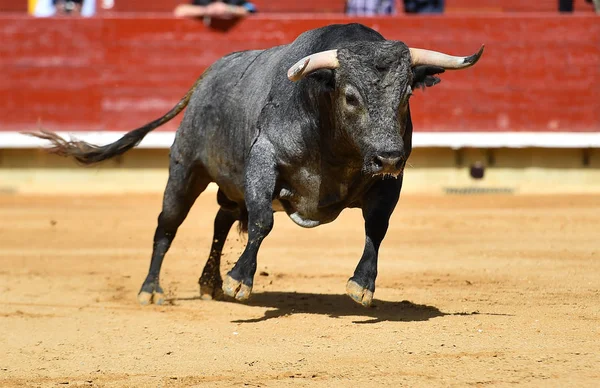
30,23,483,307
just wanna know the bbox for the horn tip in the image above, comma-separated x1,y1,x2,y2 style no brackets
464,45,485,67
287,58,310,81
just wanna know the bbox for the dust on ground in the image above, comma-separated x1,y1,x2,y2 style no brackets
0,194,599,387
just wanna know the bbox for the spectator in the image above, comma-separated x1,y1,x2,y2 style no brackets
174,0,257,18
560,0,600,13
33,0,96,17
559,0,574,11
346,0,396,15
404,0,444,14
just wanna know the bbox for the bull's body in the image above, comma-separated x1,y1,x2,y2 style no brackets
187,24,387,227
32,23,482,306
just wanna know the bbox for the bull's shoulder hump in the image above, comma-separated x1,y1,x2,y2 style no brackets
208,46,290,76
290,23,385,52
214,49,265,68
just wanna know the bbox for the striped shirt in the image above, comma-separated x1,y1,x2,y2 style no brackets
346,0,396,15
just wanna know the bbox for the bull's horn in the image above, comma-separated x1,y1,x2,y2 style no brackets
409,45,484,69
287,49,339,81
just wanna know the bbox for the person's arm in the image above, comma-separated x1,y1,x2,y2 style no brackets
200,1,253,17
174,3,210,17
175,1,256,18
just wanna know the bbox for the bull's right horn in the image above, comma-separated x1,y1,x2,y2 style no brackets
287,49,339,81
409,45,485,69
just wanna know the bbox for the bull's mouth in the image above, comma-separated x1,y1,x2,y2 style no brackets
372,168,404,179
364,165,404,179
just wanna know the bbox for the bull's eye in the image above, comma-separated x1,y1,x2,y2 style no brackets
345,91,360,107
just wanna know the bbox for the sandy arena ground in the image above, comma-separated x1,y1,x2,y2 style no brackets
0,193,599,387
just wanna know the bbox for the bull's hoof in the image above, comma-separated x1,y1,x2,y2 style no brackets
138,279,165,305
137,291,165,306
200,282,224,301
346,279,374,307
222,275,252,301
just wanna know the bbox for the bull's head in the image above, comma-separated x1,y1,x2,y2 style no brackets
287,42,484,177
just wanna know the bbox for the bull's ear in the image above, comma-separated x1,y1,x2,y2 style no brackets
412,65,445,90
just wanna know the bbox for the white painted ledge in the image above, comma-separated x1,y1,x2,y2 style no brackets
2,131,600,149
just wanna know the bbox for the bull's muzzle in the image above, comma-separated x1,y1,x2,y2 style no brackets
370,151,404,177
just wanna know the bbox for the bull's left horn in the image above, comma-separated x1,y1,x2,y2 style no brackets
287,49,339,81
409,45,484,70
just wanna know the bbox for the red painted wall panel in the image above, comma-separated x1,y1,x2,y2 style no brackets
0,1,26,12
0,15,598,133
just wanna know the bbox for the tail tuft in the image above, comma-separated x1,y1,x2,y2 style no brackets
23,129,144,165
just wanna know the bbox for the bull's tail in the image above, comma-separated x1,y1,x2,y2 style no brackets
25,74,205,165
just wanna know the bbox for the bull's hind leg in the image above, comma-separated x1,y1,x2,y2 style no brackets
199,189,242,299
222,140,277,301
346,178,402,307
198,207,238,300
138,160,211,305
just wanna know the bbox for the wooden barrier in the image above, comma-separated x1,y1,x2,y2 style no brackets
0,15,598,137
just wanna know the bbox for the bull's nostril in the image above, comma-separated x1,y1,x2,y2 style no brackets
373,157,384,169
372,153,403,174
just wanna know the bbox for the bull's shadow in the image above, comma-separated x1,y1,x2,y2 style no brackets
227,292,448,324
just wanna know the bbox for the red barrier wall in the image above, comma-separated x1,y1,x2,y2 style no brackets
0,1,26,12
0,15,598,133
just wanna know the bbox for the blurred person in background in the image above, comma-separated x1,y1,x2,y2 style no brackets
346,0,396,15
346,0,444,15
559,0,600,13
33,0,96,17
174,0,257,18
403,0,444,13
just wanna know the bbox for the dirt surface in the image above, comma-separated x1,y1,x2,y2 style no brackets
1,193,599,387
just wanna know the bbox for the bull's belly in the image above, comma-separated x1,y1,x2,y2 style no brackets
272,199,342,228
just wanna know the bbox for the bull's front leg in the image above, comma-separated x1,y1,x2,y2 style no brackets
346,177,402,307
222,140,277,301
